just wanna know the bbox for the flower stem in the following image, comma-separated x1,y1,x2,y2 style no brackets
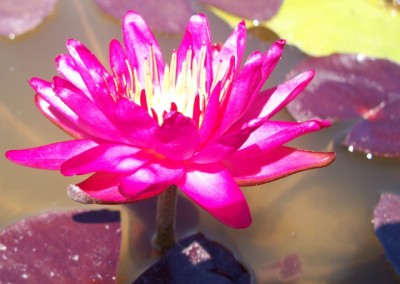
154,184,177,255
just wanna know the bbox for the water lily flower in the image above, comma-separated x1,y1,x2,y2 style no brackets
6,11,335,229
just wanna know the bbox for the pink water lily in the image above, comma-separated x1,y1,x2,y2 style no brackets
6,11,334,229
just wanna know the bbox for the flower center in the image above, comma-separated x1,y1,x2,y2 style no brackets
111,44,234,128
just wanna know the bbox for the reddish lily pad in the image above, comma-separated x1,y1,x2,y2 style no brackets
199,0,282,21
373,194,400,275
0,209,121,283
286,54,400,158
94,0,193,33
0,0,58,38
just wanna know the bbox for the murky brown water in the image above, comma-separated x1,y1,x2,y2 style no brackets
1,1,399,283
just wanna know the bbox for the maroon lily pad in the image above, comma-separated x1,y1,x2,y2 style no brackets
94,0,193,33
373,194,400,275
286,54,400,158
199,0,282,21
0,0,58,38
0,209,121,283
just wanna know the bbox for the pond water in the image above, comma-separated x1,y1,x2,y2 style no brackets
1,1,399,283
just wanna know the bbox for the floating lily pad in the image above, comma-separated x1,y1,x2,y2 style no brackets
0,209,121,283
94,0,193,33
133,233,250,283
373,194,400,275
208,0,400,63
0,0,58,38
285,54,400,158
199,0,282,21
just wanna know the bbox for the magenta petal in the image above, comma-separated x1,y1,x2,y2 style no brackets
109,39,130,93
177,14,212,91
53,76,125,143
122,11,164,83
194,118,263,163
68,172,131,204
113,98,157,147
199,82,221,142
215,51,264,136
153,112,200,160
212,21,246,77
179,162,251,229
242,70,315,121
60,144,147,176
66,39,116,115
55,54,90,97
119,159,184,201
5,140,98,170
30,78,89,138
225,146,335,186
230,120,331,159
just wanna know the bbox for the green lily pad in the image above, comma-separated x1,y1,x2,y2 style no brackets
208,0,400,63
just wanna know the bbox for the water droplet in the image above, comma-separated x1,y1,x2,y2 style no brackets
71,254,79,261
356,54,366,62
253,19,260,26
104,224,110,230
21,273,29,279
348,145,354,152
366,153,373,159
49,271,55,277
8,34,16,40
0,244,7,251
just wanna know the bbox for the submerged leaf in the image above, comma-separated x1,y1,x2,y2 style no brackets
0,209,121,283
94,0,193,33
373,194,400,275
286,54,400,158
133,233,250,283
199,0,282,21
0,0,58,38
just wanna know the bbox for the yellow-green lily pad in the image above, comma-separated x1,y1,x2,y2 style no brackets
208,0,400,63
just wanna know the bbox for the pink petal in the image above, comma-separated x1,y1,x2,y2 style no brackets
31,78,89,138
153,112,200,160
193,118,263,163
109,39,131,95
242,70,315,122
68,172,131,204
179,162,251,229
60,144,147,176
198,81,221,142
225,146,335,186
53,76,125,143
112,98,157,147
119,159,184,201
212,20,246,78
230,120,331,160
177,14,212,92
237,40,287,120
122,11,164,84
5,140,98,170
66,39,116,116
55,54,90,97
